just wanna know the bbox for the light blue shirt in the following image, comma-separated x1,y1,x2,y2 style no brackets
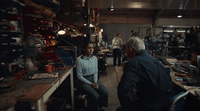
76,55,98,85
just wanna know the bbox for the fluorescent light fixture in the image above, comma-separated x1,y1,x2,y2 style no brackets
177,30,186,32
177,30,186,33
58,30,65,35
176,29,186,33
177,15,182,18
164,30,173,32
162,25,191,28
110,8,114,11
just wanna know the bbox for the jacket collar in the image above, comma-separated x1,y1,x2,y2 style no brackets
82,55,93,60
136,50,147,56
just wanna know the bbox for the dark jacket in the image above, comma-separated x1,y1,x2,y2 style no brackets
117,50,175,111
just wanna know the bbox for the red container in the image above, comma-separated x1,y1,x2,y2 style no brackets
45,65,52,73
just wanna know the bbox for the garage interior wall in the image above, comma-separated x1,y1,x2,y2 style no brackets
99,17,200,45
155,18,200,35
157,18,200,26
99,24,150,45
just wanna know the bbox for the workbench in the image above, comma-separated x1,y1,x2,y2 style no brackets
1,66,75,111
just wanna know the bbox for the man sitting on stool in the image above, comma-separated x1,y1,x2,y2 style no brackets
117,37,175,111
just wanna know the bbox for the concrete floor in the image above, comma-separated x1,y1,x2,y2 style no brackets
99,57,123,111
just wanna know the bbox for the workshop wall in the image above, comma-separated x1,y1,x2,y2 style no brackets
99,24,150,45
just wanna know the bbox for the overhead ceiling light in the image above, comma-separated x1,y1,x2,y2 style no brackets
176,29,186,33
177,15,182,18
164,30,174,33
111,0,114,11
162,25,191,28
177,30,185,33
130,2,143,8
58,30,65,35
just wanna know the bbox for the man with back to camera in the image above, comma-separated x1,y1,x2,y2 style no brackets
116,37,175,111
112,33,123,66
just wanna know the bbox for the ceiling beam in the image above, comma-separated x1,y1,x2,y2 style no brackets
154,9,164,19
184,0,189,9
154,0,173,19
99,11,154,15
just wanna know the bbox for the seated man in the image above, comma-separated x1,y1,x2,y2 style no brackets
117,37,175,111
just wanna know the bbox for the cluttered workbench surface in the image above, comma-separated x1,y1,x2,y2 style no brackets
164,58,200,96
0,65,74,111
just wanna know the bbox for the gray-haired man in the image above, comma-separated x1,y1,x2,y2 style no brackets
117,37,175,111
